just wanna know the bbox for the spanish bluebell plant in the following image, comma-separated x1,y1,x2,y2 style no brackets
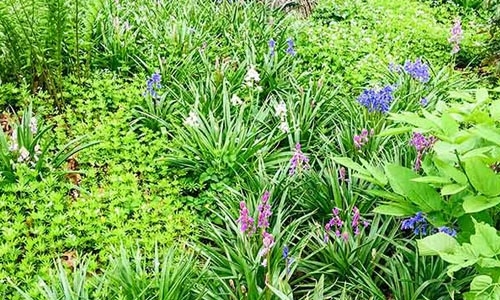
286,38,296,56
410,132,437,171
449,18,463,54
289,143,310,176
401,212,428,235
269,38,276,58
357,85,395,113
353,128,374,149
403,58,430,83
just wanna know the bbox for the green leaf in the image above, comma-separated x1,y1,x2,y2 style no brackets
441,184,467,196
433,157,467,185
463,195,500,213
411,176,452,184
373,204,415,216
366,189,405,202
473,124,500,146
417,233,459,256
490,100,500,120
470,220,500,257
385,164,443,211
389,113,436,129
470,275,492,291
376,126,412,137
440,113,459,137
464,157,500,196
332,157,370,176
359,157,387,185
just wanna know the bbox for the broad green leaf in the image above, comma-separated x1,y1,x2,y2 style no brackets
470,220,500,257
411,176,452,184
470,275,492,291
475,89,489,106
417,233,458,256
477,258,500,269
490,100,500,120
473,124,500,146
385,164,443,211
389,112,436,129
440,113,459,137
433,157,467,185
373,204,414,216
359,158,387,185
332,157,370,176
366,190,405,202
441,184,467,196
463,195,500,213
377,126,412,137
464,157,500,196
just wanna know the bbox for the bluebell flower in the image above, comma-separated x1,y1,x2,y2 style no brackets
286,38,296,56
145,72,162,98
357,85,395,113
401,212,428,235
388,62,402,73
404,58,430,83
438,226,457,237
282,245,289,259
420,97,428,106
269,38,276,58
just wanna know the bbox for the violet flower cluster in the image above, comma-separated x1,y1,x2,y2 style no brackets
289,143,310,176
449,18,463,54
237,201,255,235
357,85,395,113
403,58,430,83
237,191,276,267
353,128,375,149
324,206,369,243
410,132,437,171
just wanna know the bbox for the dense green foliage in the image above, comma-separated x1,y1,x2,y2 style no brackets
0,0,499,299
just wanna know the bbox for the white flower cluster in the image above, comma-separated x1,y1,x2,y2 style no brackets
184,111,200,127
274,100,289,133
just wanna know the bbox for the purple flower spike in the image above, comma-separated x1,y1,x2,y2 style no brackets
237,201,254,235
289,143,310,176
258,191,272,229
410,132,437,171
449,18,463,54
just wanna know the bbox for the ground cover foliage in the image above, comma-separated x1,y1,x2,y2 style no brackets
0,0,499,299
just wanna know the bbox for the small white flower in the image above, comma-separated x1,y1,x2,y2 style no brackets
255,86,263,93
33,144,42,162
261,258,267,267
279,121,290,133
184,111,200,127
244,65,260,84
9,129,18,152
231,94,243,106
17,147,30,163
274,101,287,118
29,117,37,134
